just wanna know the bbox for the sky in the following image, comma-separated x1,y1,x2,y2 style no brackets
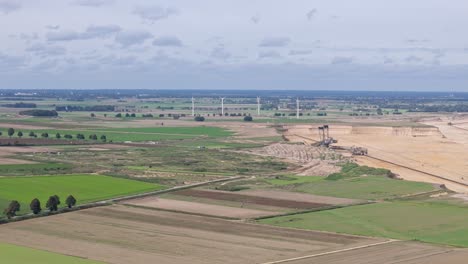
0,0,467,91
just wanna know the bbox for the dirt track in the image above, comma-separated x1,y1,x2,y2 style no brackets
0,205,384,264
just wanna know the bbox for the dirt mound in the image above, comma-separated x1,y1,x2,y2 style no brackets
249,143,343,176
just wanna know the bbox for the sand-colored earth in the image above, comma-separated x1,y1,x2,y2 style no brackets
285,122,468,193
0,205,384,264
248,143,343,176
124,197,278,219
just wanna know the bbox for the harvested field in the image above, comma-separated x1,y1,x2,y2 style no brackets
124,197,279,218
173,189,329,209
284,241,468,264
0,205,385,264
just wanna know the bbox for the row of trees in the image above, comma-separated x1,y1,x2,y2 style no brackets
3,195,76,219
1,128,107,142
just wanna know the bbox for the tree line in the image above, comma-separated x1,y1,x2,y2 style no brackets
0,128,107,142
3,195,76,219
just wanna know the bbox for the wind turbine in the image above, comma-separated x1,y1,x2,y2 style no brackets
191,96,195,117
221,97,225,116
256,96,261,116
296,98,300,119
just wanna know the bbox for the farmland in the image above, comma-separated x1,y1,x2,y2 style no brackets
259,200,468,247
0,243,101,264
0,174,165,215
2,90,468,263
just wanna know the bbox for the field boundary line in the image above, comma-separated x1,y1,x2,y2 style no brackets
259,239,398,264
365,155,468,188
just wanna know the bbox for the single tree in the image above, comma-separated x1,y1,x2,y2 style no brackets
125,113,130,117
7,128,15,138
3,200,20,219
46,195,59,211
64,134,73,139
65,195,77,208
130,113,136,117
194,116,205,122
55,133,61,139
41,132,49,138
90,113,96,118
30,198,42,214
0,131,2,136
243,116,253,122
115,113,122,118
76,134,85,140
29,131,35,137
100,135,107,142
17,131,23,138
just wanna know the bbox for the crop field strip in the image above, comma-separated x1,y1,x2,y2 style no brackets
0,205,385,264
172,189,329,209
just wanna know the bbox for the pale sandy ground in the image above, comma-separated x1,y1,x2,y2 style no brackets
247,143,342,176
285,122,468,193
124,197,279,218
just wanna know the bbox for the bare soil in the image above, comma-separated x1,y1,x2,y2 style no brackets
285,122,468,193
124,197,279,218
173,189,329,209
0,205,383,264
247,143,343,176
238,190,359,205
286,241,468,264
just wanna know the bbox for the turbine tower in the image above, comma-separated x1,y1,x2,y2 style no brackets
256,96,261,116
191,96,195,117
221,97,225,116
296,98,300,119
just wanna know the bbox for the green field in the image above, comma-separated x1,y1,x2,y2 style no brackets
267,175,325,186
0,126,232,142
0,174,165,216
267,175,434,200
295,176,434,200
0,243,101,263
259,200,468,247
